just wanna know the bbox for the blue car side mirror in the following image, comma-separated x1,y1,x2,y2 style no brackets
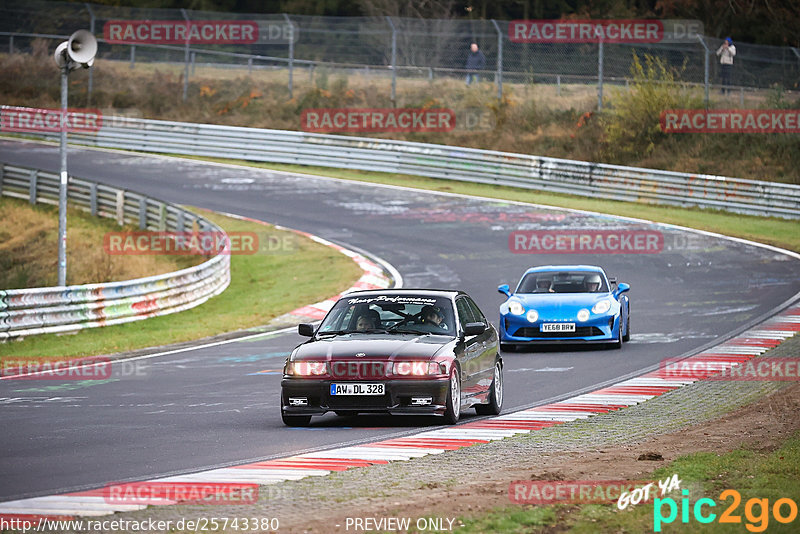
498,284,511,297
614,282,630,297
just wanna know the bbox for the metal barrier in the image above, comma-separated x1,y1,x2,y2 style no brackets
0,162,231,340
26,115,800,219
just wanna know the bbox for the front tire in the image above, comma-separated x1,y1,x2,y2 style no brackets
443,366,462,425
282,411,311,426
622,314,631,342
475,361,503,416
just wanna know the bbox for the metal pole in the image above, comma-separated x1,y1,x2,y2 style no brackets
283,14,294,98
597,39,604,110
181,9,190,102
57,65,69,286
697,35,711,110
85,3,95,105
386,16,396,104
491,19,503,99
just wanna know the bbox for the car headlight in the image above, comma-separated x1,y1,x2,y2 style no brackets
394,361,442,376
287,361,327,376
592,299,612,314
509,301,525,315
577,309,590,322
526,309,539,323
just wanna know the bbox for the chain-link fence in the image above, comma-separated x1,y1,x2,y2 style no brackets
2,0,799,108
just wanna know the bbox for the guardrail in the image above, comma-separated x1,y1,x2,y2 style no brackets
0,162,231,340
22,114,800,219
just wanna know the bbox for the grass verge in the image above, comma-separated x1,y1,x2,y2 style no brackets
0,209,363,359
184,157,800,254
443,431,800,533
0,197,200,288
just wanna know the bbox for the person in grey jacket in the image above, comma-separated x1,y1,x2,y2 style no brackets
716,37,736,94
465,42,486,85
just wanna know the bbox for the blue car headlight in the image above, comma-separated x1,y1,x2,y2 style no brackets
577,309,590,322
509,301,525,315
592,299,612,314
526,309,538,323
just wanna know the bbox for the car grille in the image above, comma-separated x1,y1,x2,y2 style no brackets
514,326,603,338
326,394,389,409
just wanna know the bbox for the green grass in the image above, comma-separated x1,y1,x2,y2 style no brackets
1,209,363,359
183,157,800,254
431,431,800,533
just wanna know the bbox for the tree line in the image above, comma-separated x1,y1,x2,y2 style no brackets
66,0,799,47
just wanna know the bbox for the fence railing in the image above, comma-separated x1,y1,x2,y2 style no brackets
3,0,800,107
18,115,800,219
0,162,231,340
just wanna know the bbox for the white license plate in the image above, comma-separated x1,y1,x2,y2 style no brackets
330,383,385,396
541,323,576,332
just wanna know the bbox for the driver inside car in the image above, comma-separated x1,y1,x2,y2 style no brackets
585,274,601,292
419,305,448,331
355,309,381,331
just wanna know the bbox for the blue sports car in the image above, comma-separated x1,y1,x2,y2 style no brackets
498,265,630,351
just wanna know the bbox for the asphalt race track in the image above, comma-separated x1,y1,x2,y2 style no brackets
2,139,799,501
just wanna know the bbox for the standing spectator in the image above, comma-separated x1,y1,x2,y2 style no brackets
464,42,486,85
716,37,736,94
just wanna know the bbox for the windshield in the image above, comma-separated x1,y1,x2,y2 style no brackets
517,271,609,294
317,294,455,336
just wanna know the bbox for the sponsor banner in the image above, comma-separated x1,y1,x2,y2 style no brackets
103,231,259,255
103,482,258,505
509,19,664,43
1,357,112,380
301,108,456,133
103,20,258,44
0,106,102,133
660,357,800,381
509,230,664,254
509,480,652,504
660,109,800,133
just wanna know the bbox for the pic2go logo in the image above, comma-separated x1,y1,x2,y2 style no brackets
654,489,799,532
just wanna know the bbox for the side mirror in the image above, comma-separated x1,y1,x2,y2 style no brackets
614,282,630,297
298,323,315,337
463,322,486,337
498,284,511,297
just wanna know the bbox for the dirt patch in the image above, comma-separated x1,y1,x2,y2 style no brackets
293,381,800,533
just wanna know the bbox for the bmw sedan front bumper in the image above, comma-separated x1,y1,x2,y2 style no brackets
281,377,450,416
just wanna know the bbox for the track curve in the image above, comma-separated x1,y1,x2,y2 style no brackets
1,139,798,501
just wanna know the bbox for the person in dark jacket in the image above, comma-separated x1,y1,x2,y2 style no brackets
465,42,486,85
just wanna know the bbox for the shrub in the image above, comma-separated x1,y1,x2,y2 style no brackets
601,53,702,160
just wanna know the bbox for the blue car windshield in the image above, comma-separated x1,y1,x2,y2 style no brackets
317,294,455,336
517,271,608,293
